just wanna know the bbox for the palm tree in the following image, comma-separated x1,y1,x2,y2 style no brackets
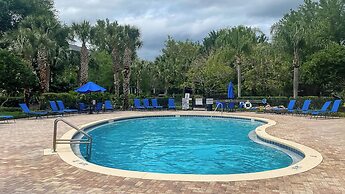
18,15,58,93
216,26,260,97
122,25,142,109
91,19,123,97
271,11,306,98
202,30,222,55
72,20,91,86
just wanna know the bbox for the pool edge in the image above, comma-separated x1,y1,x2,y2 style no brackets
56,112,323,182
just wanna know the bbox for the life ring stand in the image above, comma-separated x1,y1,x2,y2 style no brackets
244,101,252,109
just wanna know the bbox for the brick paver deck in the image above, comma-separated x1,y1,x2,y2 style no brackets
1,111,344,193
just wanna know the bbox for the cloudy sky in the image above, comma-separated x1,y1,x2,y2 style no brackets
54,0,304,61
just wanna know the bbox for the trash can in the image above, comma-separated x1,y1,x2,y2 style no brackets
206,98,214,111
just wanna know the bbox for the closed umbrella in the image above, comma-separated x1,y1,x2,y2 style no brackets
227,81,235,99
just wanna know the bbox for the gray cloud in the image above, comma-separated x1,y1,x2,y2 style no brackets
54,0,304,60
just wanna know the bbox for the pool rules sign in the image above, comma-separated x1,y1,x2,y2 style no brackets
182,93,191,110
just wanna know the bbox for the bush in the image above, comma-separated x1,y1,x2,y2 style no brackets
0,49,37,95
0,107,21,112
0,96,24,107
40,92,79,109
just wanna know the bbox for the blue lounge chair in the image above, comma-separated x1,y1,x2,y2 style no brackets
94,102,103,113
151,99,163,109
228,102,235,111
310,101,332,118
49,101,64,115
295,100,311,115
272,100,296,114
19,103,48,118
78,102,89,113
0,115,14,123
143,99,154,109
134,99,145,110
168,98,176,110
325,100,342,118
104,100,114,111
56,100,78,114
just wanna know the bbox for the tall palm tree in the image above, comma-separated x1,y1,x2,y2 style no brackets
122,25,142,109
18,15,58,93
271,11,306,98
216,26,260,97
91,19,123,97
72,20,91,86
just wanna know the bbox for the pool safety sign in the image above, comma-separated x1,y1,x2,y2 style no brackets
182,93,192,110
182,98,190,110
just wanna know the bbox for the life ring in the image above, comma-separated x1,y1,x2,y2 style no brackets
244,101,252,109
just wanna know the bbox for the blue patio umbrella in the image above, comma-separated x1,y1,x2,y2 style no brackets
227,81,235,99
75,82,106,113
75,81,106,94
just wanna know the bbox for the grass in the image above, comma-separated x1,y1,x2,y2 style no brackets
0,111,26,118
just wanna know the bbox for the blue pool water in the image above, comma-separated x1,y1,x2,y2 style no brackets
80,116,292,174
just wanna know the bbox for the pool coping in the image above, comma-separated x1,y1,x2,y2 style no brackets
56,113,323,182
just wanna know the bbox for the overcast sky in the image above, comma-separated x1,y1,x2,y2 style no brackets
54,0,304,61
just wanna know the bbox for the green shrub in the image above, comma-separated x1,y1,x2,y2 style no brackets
0,96,24,107
41,92,79,109
0,107,21,112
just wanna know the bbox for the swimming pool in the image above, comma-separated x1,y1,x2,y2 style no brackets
79,116,294,175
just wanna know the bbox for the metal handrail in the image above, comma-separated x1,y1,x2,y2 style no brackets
53,118,92,157
214,103,224,113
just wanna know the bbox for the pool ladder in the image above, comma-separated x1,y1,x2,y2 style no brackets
53,118,92,157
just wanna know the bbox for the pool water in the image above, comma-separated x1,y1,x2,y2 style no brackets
80,116,292,174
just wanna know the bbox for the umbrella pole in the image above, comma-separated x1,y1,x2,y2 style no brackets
89,92,93,114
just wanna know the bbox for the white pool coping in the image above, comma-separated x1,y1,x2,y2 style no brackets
56,112,322,182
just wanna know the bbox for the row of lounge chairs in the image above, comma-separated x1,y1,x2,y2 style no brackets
133,98,176,110
18,98,177,119
267,99,342,118
18,100,116,119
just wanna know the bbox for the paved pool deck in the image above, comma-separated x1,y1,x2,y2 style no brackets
1,111,344,193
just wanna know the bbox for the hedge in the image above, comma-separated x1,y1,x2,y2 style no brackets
0,96,24,107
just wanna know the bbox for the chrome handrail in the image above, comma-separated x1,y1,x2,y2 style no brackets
53,118,92,157
214,103,224,113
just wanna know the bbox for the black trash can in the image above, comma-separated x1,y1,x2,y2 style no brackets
207,104,213,111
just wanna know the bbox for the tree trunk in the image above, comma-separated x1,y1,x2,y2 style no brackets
136,66,141,95
293,67,299,98
122,47,132,110
79,42,89,86
236,55,242,98
38,49,49,93
293,48,300,98
136,76,140,95
111,47,120,97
